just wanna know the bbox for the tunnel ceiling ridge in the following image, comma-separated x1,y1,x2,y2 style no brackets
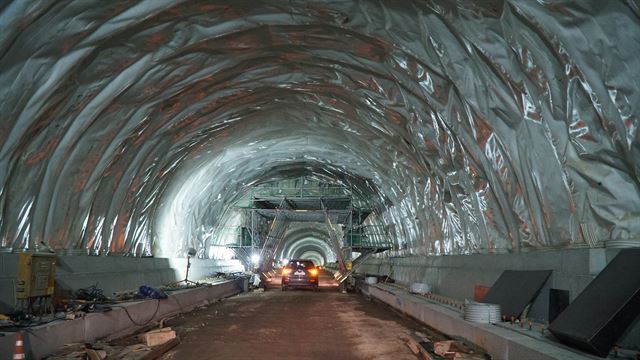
0,0,638,257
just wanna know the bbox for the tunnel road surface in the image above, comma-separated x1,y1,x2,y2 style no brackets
162,272,444,359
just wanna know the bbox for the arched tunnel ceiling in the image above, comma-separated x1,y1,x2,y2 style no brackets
298,251,326,266
0,1,639,257
279,224,336,264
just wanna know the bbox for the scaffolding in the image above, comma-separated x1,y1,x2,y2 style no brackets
221,177,392,282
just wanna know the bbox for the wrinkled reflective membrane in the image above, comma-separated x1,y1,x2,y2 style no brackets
0,1,638,257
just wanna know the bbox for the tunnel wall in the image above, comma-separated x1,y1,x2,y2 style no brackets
359,249,609,304
1,0,639,259
0,254,243,314
358,249,640,348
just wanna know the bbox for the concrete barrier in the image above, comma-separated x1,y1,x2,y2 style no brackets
0,279,245,360
358,249,640,349
361,282,599,360
0,253,244,314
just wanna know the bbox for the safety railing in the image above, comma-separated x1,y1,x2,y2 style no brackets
250,185,351,198
344,225,393,248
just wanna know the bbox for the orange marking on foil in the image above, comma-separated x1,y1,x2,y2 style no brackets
354,43,388,61
72,152,102,192
474,114,493,148
280,51,307,62
386,109,404,126
146,32,167,45
112,212,131,252
25,138,61,165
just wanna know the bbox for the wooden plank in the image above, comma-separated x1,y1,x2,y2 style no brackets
115,344,149,360
140,337,180,360
434,340,472,356
434,340,455,356
138,327,176,347
407,332,434,360
406,338,421,354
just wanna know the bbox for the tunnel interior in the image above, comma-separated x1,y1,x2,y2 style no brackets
2,0,639,261
1,0,640,357
279,223,336,266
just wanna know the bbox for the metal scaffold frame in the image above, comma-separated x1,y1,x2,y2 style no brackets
220,177,393,282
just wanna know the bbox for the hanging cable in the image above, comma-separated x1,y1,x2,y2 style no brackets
113,300,161,327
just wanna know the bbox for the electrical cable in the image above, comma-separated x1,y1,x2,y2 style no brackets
113,299,162,327
0,314,68,329
0,283,168,329
74,284,110,303
74,283,167,328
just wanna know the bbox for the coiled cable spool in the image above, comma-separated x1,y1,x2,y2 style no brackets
464,302,501,324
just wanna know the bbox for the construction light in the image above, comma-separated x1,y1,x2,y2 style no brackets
251,254,260,264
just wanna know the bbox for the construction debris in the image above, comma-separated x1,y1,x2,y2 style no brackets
406,332,433,360
137,327,176,347
45,330,180,360
114,344,149,359
433,340,472,356
436,340,490,359
138,337,180,360
46,342,116,359
86,349,107,360
451,353,487,360
404,335,489,360
406,338,420,354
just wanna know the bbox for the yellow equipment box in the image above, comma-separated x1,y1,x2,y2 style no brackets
16,252,56,299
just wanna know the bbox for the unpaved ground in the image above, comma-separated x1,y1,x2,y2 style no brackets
160,278,447,359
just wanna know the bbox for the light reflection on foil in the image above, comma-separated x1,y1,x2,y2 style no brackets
0,1,638,257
